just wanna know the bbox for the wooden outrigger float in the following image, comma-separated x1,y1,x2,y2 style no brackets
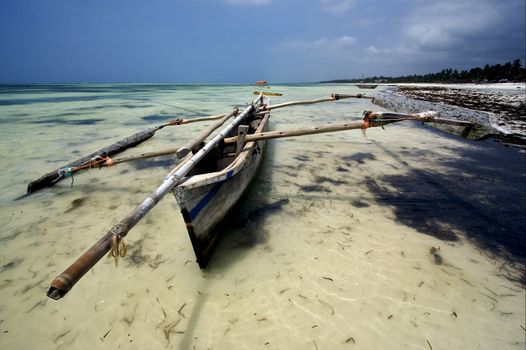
44,92,475,300
356,84,377,89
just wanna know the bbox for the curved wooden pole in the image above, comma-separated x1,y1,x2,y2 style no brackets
266,93,374,111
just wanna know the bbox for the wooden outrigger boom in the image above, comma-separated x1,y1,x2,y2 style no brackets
266,93,373,111
223,111,473,143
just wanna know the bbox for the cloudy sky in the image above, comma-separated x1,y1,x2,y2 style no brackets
1,0,524,83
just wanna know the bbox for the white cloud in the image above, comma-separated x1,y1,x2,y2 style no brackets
365,46,380,55
319,0,355,13
403,0,495,50
223,0,271,5
271,0,524,79
278,35,357,53
358,0,525,73
362,44,419,63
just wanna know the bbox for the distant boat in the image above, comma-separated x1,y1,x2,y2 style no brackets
254,80,282,96
356,84,377,89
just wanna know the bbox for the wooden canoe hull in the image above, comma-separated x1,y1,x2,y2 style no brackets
173,113,269,268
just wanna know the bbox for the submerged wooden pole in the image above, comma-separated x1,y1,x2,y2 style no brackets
46,100,262,300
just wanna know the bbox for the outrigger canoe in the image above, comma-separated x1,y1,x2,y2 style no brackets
254,80,282,96
45,92,477,300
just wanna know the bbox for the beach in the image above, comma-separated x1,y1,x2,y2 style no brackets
0,83,525,349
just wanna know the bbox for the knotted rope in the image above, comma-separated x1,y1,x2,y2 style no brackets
107,223,127,266
55,155,114,188
56,167,75,186
361,111,378,138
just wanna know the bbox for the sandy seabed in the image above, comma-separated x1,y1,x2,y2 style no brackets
0,84,524,349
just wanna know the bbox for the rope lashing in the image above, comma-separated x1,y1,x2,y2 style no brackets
56,167,75,186
84,156,100,171
70,155,114,174
362,111,376,129
166,118,185,126
57,167,74,178
362,111,394,133
361,111,378,138
104,157,114,167
107,223,128,266
54,156,115,189
89,155,113,168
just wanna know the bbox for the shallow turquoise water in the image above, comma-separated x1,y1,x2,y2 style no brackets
0,84,524,349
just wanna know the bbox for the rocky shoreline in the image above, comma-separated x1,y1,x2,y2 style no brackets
373,84,526,145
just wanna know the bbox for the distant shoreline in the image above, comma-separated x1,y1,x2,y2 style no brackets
320,79,526,84
320,81,526,90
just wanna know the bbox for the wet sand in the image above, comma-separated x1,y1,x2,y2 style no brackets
0,84,525,349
